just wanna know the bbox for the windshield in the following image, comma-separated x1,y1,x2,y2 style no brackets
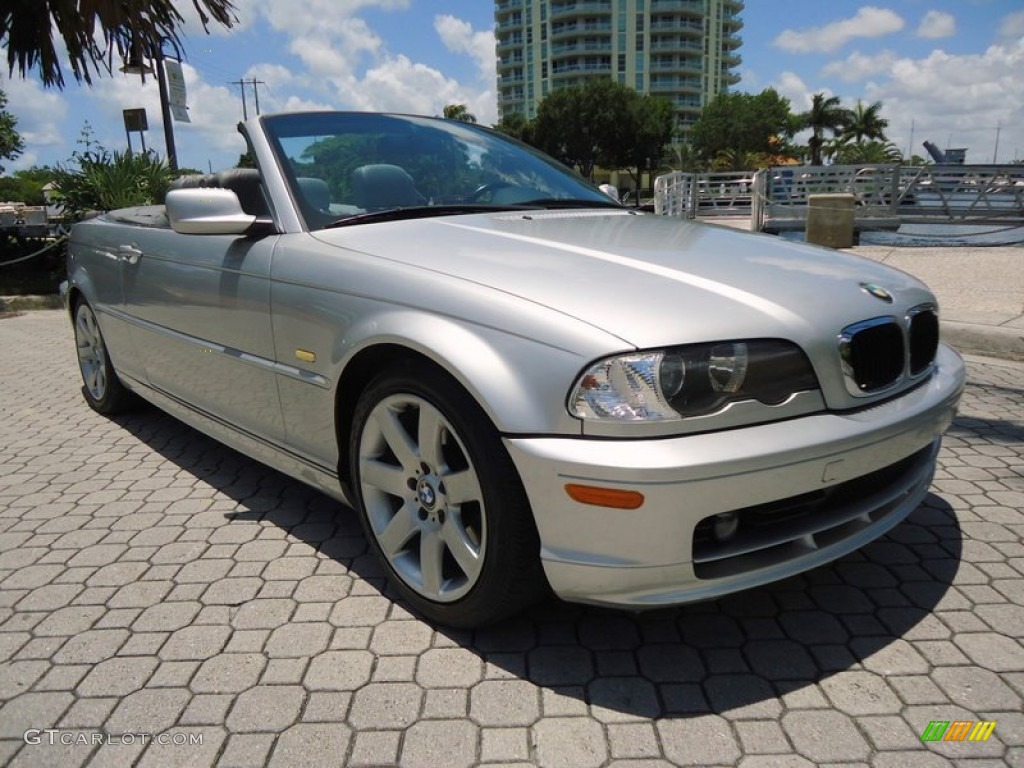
260,112,619,229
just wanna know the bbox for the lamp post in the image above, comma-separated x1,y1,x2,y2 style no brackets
120,41,178,172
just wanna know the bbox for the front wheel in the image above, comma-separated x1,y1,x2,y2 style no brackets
73,299,131,414
350,364,546,627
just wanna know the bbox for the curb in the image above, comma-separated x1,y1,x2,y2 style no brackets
0,294,63,312
942,321,1024,363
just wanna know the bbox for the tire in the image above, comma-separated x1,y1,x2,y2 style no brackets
73,299,132,414
349,363,546,627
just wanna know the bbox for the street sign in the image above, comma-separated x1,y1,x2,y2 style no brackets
122,108,148,132
163,59,191,123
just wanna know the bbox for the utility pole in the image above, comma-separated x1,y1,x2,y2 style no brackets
994,123,1001,164
250,78,266,115
231,79,248,119
231,79,266,118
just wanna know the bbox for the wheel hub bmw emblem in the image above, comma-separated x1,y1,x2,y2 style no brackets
860,283,893,303
417,481,437,508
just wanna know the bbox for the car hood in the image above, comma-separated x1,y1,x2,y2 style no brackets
311,210,933,350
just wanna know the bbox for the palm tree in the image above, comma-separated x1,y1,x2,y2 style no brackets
2,0,237,88
443,104,477,124
800,93,848,166
842,100,889,145
834,140,903,164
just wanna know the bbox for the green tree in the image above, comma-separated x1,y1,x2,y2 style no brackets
0,85,24,174
492,113,533,145
690,89,797,169
0,166,52,204
617,95,675,201
799,92,847,166
2,0,236,88
841,100,888,145
442,104,477,123
236,150,256,169
533,78,637,178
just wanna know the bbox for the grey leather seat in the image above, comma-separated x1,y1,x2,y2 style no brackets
351,164,422,210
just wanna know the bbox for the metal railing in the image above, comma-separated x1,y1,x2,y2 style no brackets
654,172,755,218
655,165,1024,232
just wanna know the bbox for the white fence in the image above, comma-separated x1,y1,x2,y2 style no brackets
655,164,1024,233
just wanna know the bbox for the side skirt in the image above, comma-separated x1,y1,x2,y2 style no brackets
119,373,351,506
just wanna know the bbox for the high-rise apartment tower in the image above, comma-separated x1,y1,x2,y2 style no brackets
495,0,743,131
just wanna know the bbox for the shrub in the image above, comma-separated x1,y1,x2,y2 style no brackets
50,148,172,221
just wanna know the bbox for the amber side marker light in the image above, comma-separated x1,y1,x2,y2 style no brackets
565,484,645,509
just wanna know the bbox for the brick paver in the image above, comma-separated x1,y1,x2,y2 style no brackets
1,310,1022,765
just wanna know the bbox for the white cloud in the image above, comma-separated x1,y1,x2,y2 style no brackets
434,15,496,82
774,7,905,54
343,55,464,115
252,0,408,38
916,10,955,39
771,34,1024,162
865,39,1023,162
772,71,813,107
821,50,898,82
1,68,70,169
998,10,1024,42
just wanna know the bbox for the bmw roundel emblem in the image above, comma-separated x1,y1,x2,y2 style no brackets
860,283,894,303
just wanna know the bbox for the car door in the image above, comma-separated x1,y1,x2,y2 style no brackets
68,216,144,382
120,227,285,443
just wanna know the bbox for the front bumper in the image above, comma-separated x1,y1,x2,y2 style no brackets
504,343,965,608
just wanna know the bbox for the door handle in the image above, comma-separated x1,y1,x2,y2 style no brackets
118,245,143,265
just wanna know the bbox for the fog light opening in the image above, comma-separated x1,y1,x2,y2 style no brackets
713,511,739,542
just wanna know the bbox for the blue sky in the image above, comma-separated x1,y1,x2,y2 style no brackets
3,1,1023,173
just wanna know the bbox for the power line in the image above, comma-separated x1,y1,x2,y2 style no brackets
230,78,267,119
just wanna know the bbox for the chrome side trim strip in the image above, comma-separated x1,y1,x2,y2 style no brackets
103,305,332,389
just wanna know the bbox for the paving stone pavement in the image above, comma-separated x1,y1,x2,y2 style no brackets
1,309,1023,768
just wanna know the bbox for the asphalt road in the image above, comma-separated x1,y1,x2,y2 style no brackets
1,310,1022,767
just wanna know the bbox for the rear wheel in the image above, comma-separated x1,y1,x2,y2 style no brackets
73,299,131,414
350,364,545,627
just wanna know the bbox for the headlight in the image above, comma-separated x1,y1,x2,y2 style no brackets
569,340,818,421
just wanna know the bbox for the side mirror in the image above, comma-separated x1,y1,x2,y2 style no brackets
166,188,261,235
599,183,620,201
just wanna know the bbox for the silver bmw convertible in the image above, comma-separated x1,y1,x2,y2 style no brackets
63,111,965,626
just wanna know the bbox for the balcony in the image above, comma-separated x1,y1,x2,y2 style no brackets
649,0,704,14
551,60,613,77
649,37,703,53
550,40,613,56
496,35,524,52
495,0,522,10
650,18,705,32
650,78,702,92
549,1,613,20
550,21,613,40
649,58,703,74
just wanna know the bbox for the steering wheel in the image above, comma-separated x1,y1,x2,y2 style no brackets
467,181,518,203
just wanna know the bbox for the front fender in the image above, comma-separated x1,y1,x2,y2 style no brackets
335,309,588,435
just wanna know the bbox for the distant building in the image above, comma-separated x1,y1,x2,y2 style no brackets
495,0,744,133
